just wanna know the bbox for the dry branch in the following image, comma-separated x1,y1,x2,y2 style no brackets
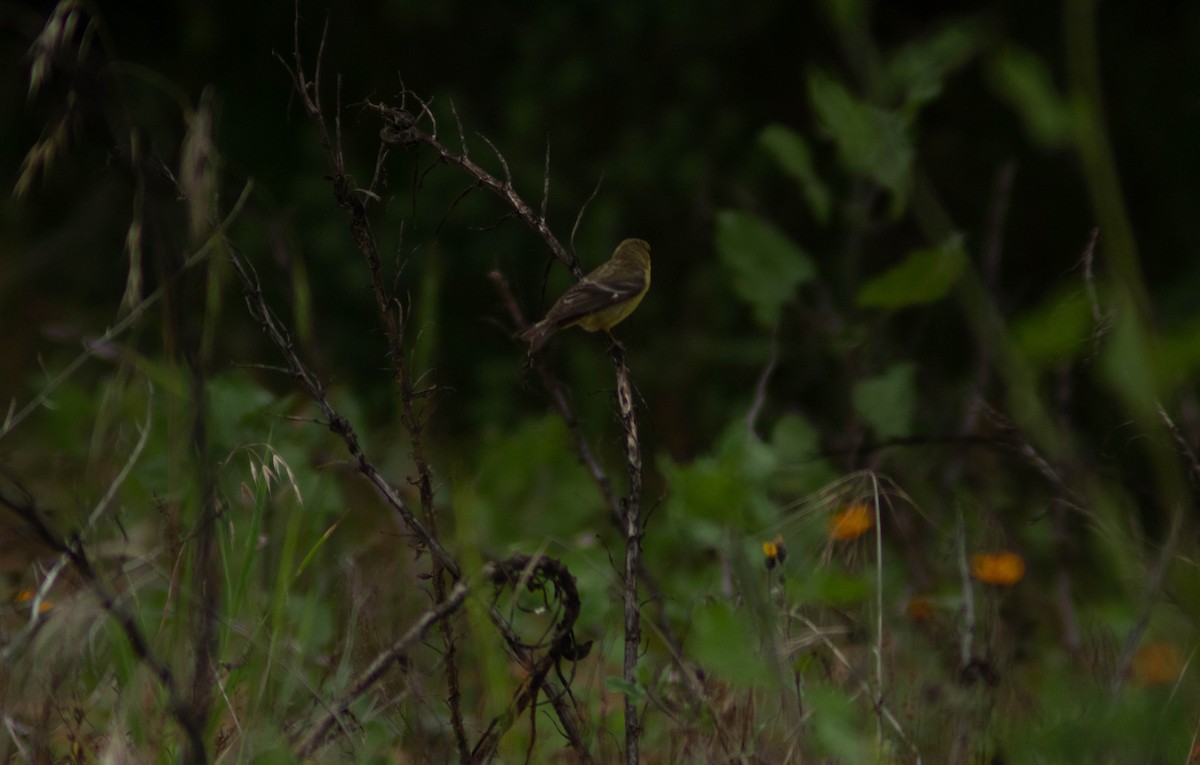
229,242,592,761
368,83,647,764
294,577,473,757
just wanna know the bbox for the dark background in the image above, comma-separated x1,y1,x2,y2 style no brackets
5,1,1198,414
3,0,1199,524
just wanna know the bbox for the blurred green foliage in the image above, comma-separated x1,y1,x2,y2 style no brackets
3,0,1200,762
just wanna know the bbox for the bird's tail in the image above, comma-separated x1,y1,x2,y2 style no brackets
519,320,557,353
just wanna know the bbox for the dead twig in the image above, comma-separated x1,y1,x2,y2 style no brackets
469,556,589,764
490,270,683,660
280,11,470,754
607,336,644,765
369,85,643,759
372,99,580,277
229,243,593,762
295,576,474,757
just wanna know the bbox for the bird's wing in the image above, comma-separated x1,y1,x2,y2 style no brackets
544,273,647,326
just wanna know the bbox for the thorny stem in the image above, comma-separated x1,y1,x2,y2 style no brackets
277,16,625,760
488,276,648,763
607,338,645,765
373,99,581,278
230,243,459,576
281,10,469,757
230,242,592,761
468,556,590,764
371,90,645,759
294,577,473,758
490,269,686,660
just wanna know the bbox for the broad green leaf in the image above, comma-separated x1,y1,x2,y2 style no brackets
1011,288,1095,367
661,450,748,525
475,415,595,541
807,687,874,762
1101,296,1157,416
808,71,913,211
716,209,816,327
660,422,782,534
715,421,778,483
886,20,985,112
987,46,1072,149
856,236,966,308
853,363,916,440
771,414,822,463
208,373,277,451
758,124,832,222
770,414,839,493
792,569,872,606
688,600,774,688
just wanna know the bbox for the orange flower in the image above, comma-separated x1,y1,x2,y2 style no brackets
970,551,1025,586
829,503,873,541
1132,641,1183,686
906,595,935,622
13,589,53,613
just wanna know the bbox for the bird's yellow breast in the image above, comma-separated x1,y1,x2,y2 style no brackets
575,284,649,332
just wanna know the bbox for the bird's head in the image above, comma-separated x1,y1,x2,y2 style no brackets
613,238,651,267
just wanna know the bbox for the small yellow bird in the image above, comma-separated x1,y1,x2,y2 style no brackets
521,238,651,352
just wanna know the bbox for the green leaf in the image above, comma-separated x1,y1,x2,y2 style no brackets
806,687,874,762
207,373,279,452
853,363,916,440
794,569,872,606
856,236,966,308
1101,296,1158,416
661,450,748,525
1011,288,1095,367
660,422,784,534
716,210,816,327
717,422,778,483
689,600,774,688
770,414,839,493
987,46,1072,149
820,0,868,39
1156,317,1200,390
604,676,648,702
808,71,913,211
771,414,821,463
886,20,984,112
475,415,594,542
758,124,832,222
663,424,770,527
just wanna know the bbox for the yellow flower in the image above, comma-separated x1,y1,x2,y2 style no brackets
970,551,1025,586
762,535,787,569
829,503,873,541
